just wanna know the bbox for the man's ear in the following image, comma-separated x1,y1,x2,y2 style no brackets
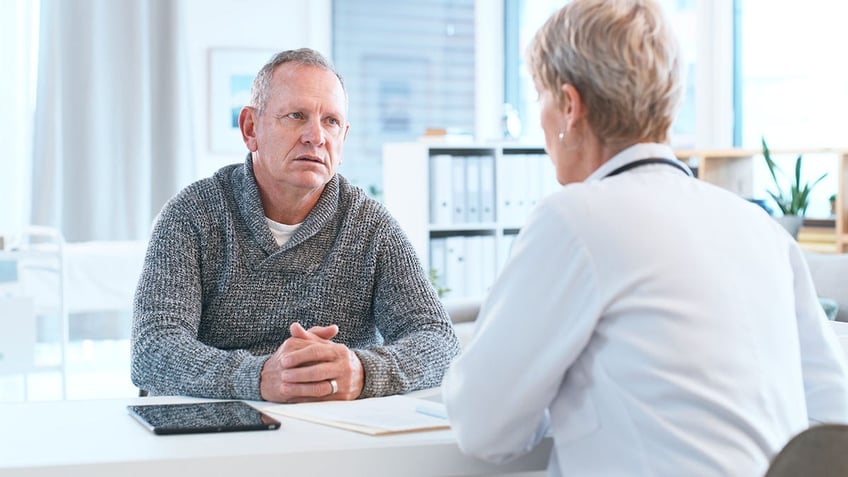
239,106,259,152
343,123,350,141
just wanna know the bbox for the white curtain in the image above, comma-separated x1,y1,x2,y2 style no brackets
0,0,39,239
31,0,194,242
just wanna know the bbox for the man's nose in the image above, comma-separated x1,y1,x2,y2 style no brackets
301,118,326,146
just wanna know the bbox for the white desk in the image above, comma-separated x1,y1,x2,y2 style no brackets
0,396,552,477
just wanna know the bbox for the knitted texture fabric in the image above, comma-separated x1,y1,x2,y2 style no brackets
131,155,460,400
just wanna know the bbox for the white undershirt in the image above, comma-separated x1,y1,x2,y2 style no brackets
265,217,302,247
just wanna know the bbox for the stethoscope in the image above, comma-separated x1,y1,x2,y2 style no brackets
603,158,692,179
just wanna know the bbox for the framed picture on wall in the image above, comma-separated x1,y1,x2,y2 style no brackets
208,48,276,154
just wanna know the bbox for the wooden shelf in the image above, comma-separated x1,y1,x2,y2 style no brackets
383,144,848,300
677,148,848,253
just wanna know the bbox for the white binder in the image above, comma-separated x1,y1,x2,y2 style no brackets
497,156,518,226
451,156,467,224
428,237,448,293
465,156,482,223
429,155,454,225
444,235,467,299
463,235,484,297
479,155,496,223
481,235,497,293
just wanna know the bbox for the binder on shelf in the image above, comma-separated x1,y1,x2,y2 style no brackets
429,237,448,292
479,155,496,223
451,156,467,224
481,235,497,292
465,156,482,223
384,143,571,299
444,235,466,299
524,154,542,216
429,154,453,225
500,233,519,271
498,157,517,226
463,235,484,297
510,157,526,225
512,155,528,224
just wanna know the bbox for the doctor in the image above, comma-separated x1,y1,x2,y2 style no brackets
441,0,848,475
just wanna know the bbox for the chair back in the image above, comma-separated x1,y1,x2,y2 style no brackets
765,424,848,477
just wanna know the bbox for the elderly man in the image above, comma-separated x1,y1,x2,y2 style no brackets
132,48,459,403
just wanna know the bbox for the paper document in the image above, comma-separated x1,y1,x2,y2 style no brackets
262,395,450,436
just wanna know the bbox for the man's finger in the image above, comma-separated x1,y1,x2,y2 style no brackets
280,361,337,383
280,380,335,399
289,322,339,341
281,342,338,369
289,322,310,339
307,324,339,340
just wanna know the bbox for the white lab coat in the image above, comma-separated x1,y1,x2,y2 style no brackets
442,143,848,476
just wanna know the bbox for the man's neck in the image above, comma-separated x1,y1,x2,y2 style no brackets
259,185,324,225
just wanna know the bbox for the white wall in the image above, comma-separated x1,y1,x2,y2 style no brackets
182,0,331,180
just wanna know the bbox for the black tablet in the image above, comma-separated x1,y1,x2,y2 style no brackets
127,400,281,435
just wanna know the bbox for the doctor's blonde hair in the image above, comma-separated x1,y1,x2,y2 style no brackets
527,0,683,145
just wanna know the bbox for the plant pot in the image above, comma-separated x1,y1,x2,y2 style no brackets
774,215,804,239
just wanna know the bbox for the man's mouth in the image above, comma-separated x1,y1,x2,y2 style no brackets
296,154,324,164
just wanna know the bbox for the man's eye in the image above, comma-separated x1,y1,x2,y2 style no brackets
327,117,340,126
287,112,303,120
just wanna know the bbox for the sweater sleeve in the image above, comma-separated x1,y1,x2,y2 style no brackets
130,196,267,400
353,219,461,398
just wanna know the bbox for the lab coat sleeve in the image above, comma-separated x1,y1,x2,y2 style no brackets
442,201,603,464
790,244,848,424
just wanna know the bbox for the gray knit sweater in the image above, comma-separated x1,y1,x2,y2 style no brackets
131,156,460,400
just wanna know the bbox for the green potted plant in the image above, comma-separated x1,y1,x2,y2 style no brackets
761,137,828,238
428,268,450,298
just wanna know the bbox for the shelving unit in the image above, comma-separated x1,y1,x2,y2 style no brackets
383,143,848,299
675,148,848,253
382,142,557,299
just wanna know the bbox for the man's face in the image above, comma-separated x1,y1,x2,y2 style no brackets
245,63,349,195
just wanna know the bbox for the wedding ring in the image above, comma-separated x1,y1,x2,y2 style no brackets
328,379,338,395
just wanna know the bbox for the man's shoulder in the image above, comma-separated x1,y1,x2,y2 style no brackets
336,175,387,213
171,177,222,206
164,163,242,214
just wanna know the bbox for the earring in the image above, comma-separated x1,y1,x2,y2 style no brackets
557,129,582,151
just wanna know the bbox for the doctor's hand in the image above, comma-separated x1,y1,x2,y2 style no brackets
259,322,364,403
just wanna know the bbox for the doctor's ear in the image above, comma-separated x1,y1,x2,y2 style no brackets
239,106,259,152
559,83,586,129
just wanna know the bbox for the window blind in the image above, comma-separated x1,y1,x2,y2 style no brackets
332,0,476,196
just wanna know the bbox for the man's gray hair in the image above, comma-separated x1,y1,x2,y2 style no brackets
248,48,347,115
